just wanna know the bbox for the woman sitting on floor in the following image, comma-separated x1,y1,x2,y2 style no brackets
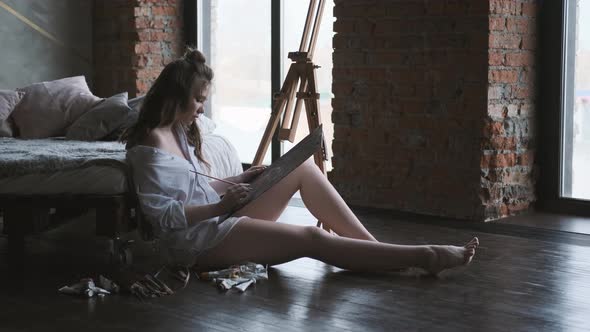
121,47,479,274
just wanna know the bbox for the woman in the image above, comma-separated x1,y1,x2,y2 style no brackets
122,48,479,275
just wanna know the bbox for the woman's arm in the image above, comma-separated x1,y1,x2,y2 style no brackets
184,183,251,226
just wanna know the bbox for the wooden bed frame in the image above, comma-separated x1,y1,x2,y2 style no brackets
0,192,139,269
0,161,154,270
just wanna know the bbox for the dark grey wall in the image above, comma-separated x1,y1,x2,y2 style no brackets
0,0,92,89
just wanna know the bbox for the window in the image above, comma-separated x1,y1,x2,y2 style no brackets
562,0,590,200
197,0,272,164
189,0,333,168
539,0,590,215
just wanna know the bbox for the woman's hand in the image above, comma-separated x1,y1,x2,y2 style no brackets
237,165,267,183
218,183,252,212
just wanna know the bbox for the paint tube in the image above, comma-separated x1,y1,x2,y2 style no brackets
233,279,256,292
58,278,111,298
218,279,238,291
198,267,239,281
98,275,120,294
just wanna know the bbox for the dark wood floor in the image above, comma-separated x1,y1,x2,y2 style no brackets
1,204,589,332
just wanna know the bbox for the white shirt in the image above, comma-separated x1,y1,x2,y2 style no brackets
125,123,241,265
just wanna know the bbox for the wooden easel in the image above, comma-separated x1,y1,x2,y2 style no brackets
252,0,332,233
252,0,327,174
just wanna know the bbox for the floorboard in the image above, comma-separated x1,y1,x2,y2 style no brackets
0,205,589,332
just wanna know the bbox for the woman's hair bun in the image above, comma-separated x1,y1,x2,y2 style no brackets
184,47,207,65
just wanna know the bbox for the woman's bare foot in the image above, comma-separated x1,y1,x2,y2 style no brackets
423,237,479,275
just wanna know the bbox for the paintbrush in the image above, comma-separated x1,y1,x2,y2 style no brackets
189,169,238,185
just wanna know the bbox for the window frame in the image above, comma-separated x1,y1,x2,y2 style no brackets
184,0,284,168
538,0,590,216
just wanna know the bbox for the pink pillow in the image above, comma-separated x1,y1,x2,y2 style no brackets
0,89,25,137
11,76,102,138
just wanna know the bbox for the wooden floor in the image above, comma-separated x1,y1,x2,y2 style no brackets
1,204,590,332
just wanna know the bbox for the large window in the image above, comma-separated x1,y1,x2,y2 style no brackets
192,0,333,168
539,0,590,215
563,0,590,200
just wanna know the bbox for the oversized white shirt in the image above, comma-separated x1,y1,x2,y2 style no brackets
125,123,241,264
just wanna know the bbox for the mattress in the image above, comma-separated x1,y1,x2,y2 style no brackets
0,134,243,195
0,165,127,195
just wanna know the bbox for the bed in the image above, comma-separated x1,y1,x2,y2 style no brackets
0,119,243,267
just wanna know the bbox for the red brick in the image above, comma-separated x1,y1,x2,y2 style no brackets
136,68,161,79
481,153,518,168
519,103,534,116
488,104,507,118
507,202,531,214
522,2,538,17
505,51,534,66
334,19,356,34
332,82,354,95
512,86,531,99
518,150,535,166
134,42,149,54
489,69,519,83
366,4,393,18
385,3,426,17
357,21,377,36
334,4,366,18
135,17,151,29
521,35,537,50
368,51,403,65
520,69,535,85
483,121,505,137
488,86,503,100
153,17,166,29
490,17,506,31
507,18,533,34
137,31,151,41
489,51,504,65
490,0,519,15
333,51,365,65
152,31,173,41
136,80,150,94
487,136,517,150
374,20,399,35
151,6,176,16
332,34,350,49
133,7,150,17
489,33,522,49
147,54,163,66
131,55,148,67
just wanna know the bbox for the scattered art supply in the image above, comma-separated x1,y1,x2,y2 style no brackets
58,278,111,298
197,262,268,292
98,275,120,294
129,267,188,301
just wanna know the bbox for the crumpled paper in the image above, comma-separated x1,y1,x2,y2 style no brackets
197,262,268,292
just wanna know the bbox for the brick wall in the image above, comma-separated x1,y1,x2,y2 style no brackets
93,0,183,98
329,0,538,221
482,0,538,219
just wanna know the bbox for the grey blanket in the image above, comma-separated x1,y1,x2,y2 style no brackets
0,137,127,178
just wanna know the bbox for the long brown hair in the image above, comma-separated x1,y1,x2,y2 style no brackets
120,47,213,168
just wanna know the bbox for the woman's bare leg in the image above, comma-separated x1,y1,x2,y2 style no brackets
195,218,478,274
235,159,377,241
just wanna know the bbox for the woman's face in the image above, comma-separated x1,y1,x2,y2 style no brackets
178,82,210,125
